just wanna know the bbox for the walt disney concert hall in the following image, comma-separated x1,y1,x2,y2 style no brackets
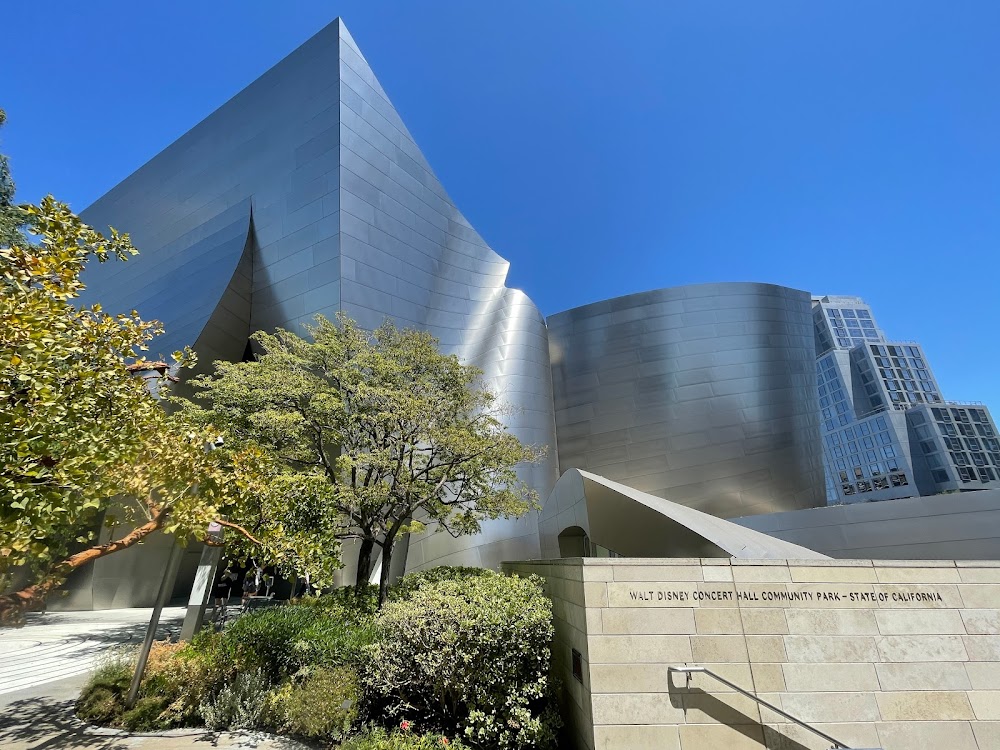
68,19,999,609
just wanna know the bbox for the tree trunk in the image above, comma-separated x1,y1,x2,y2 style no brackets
0,509,168,627
377,535,395,606
354,537,375,596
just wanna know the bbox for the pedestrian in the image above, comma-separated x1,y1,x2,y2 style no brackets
241,572,259,606
213,568,237,613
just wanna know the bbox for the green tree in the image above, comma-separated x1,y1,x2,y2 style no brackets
176,315,542,604
0,109,20,248
220,445,346,591
0,182,236,621
0,114,343,623
0,113,239,623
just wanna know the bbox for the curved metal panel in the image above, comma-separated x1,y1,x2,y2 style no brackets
547,282,825,517
74,18,558,590
539,469,828,559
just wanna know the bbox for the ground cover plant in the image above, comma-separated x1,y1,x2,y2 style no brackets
76,567,560,748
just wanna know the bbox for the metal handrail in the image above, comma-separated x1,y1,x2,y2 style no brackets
669,666,857,749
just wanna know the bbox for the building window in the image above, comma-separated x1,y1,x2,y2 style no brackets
931,469,950,483
890,473,908,486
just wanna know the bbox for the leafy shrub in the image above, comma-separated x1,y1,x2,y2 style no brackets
142,635,230,726
76,644,180,731
388,566,495,601
121,695,174,731
294,611,377,670
219,604,374,680
340,727,469,750
199,667,270,730
295,584,379,615
267,665,359,741
91,645,135,685
76,646,134,726
365,572,560,750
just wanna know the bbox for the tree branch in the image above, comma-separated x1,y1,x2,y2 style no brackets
214,519,264,545
0,505,171,625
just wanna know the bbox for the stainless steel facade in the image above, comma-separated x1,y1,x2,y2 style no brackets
65,20,830,607
76,19,558,598
547,283,825,518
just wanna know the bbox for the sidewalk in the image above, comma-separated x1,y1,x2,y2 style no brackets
0,607,188,695
0,676,310,749
0,607,312,749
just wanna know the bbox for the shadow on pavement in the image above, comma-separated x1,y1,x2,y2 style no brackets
0,694,316,750
0,694,127,750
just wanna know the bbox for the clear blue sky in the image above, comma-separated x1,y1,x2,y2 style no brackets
3,2,999,408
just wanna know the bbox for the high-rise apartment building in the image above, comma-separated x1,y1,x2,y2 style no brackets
813,295,1000,504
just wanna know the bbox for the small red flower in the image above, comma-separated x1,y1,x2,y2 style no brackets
440,739,449,747
400,720,411,731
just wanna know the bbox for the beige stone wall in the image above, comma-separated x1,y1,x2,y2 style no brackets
503,558,1000,750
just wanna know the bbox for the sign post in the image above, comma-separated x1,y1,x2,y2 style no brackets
179,521,224,640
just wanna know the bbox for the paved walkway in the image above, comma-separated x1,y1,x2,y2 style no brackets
0,677,311,749
0,608,311,749
0,607,186,695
